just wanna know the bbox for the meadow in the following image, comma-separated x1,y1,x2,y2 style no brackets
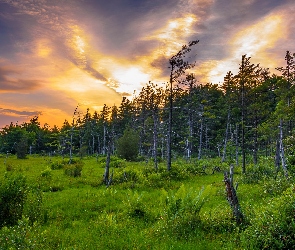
0,154,295,249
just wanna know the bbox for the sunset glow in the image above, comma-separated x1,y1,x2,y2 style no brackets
0,0,294,128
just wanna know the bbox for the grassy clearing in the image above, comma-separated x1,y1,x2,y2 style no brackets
0,155,294,249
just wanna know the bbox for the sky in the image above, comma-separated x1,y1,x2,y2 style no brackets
0,0,294,129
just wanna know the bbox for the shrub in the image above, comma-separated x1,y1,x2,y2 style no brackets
122,190,154,222
162,184,205,238
40,167,52,179
23,186,46,225
262,172,291,196
0,174,27,227
5,163,14,172
0,217,40,249
16,136,28,159
116,128,140,161
64,161,83,177
110,158,127,168
239,164,275,184
160,164,190,181
240,185,295,249
50,161,65,170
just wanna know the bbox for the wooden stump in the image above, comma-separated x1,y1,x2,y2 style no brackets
224,164,243,224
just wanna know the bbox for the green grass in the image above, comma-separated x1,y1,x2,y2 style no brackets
1,155,294,249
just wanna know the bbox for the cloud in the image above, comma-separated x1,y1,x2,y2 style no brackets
0,65,41,92
1,0,107,83
1,0,295,128
191,0,295,83
0,108,40,117
0,107,41,128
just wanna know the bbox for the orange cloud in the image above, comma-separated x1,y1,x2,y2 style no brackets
196,10,288,84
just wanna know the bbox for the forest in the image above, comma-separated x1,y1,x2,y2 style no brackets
1,43,295,249
1,45,295,174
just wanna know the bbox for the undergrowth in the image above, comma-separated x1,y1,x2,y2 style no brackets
0,155,294,249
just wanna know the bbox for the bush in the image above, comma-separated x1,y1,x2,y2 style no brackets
160,164,190,181
64,161,83,177
110,158,127,168
50,160,66,170
23,186,46,225
240,185,295,249
40,167,52,179
0,217,40,249
262,172,291,196
116,128,140,161
0,174,27,227
239,164,275,184
162,184,205,238
5,163,14,172
16,136,28,159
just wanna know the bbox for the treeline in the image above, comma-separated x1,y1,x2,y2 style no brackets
1,51,295,173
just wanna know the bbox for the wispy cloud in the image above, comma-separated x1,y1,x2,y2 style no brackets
0,65,41,92
0,107,40,117
0,0,294,127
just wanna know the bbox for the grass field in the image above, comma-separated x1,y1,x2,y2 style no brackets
0,155,294,249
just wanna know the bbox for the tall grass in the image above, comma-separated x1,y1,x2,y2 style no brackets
0,155,294,249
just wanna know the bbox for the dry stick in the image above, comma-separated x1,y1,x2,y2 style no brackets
224,164,243,224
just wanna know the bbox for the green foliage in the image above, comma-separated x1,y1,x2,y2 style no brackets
160,184,205,238
40,167,52,179
123,190,155,223
0,217,40,249
50,160,66,170
116,127,140,161
0,174,27,227
110,158,127,168
16,135,28,159
23,186,46,225
240,186,295,249
64,161,84,177
113,166,145,188
239,163,275,184
5,163,14,172
262,172,291,196
1,156,295,249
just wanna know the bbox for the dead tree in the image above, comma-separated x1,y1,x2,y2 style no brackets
224,164,243,224
279,119,288,178
103,140,112,186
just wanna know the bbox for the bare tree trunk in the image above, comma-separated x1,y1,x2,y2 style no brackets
198,118,203,160
279,119,288,178
69,129,73,164
96,135,100,163
167,68,173,171
222,110,230,162
224,165,243,224
241,57,246,174
275,139,280,172
235,124,239,165
153,111,159,170
253,116,258,165
102,124,106,155
92,134,95,155
186,111,193,161
103,141,111,185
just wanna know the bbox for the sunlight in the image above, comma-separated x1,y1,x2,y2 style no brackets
146,13,198,57
36,39,52,58
75,35,85,54
112,66,150,94
197,12,288,85
231,13,286,57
